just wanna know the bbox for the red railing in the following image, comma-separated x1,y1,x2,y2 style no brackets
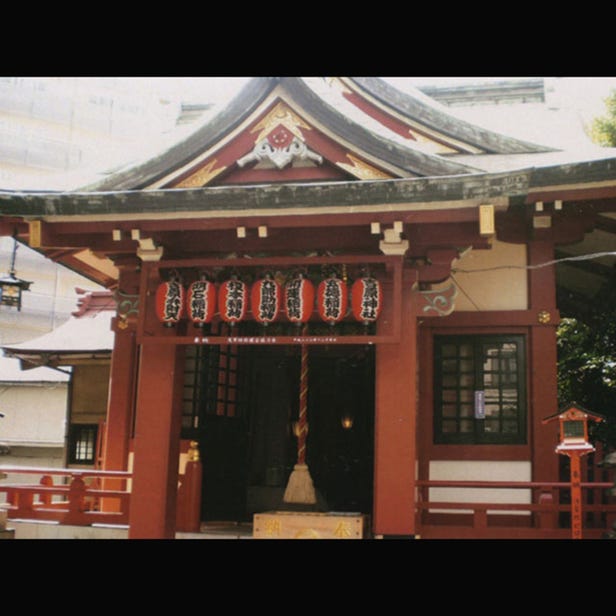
0,466,131,527
0,452,202,533
415,479,616,539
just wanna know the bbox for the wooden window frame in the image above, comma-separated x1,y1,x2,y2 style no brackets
67,423,99,465
433,334,527,445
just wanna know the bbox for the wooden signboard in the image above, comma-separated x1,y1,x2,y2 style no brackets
253,511,368,539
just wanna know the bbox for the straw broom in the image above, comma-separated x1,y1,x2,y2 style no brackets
283,331,317,505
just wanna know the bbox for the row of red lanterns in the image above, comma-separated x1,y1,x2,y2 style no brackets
155,273,382,327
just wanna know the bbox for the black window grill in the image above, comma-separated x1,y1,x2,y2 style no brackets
434,335,527,445
68,424,99,464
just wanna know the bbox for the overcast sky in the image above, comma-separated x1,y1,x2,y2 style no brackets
98,76,616,117
2,76,615,191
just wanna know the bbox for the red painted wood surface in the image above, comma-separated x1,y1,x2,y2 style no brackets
101,261,140,512
414,479,616,539
0,467,131,526
129,342,184,539
373,272,418,536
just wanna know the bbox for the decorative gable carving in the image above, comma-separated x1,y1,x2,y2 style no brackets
237,102,323,170
337,153,392,180
237,131,323,169
175,159,226,188
160,96,396,188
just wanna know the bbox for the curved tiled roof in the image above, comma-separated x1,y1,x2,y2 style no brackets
346,77,555,155
79,77,557,192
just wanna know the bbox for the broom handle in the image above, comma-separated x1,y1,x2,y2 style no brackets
297,330,308,465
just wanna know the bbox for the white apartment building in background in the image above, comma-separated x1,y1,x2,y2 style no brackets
0,76,195,470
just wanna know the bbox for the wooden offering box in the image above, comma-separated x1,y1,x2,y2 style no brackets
253,511,368,539
0,508,13,539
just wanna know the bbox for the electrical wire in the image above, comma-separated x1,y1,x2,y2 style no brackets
450,273,481,311
452,251,616,274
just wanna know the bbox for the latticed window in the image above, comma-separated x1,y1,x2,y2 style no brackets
434,335,527,444
181,323,242,438
68,424,98,464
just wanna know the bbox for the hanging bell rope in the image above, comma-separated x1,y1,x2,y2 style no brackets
296,341,309,465
283,325,317,505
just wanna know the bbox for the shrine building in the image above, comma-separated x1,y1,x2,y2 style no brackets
1,77,615,539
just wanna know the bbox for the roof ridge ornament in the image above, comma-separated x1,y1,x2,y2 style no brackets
237,100,323,170
237,135,323,170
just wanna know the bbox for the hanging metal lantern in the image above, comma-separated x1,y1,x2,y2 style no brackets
284,273,314,325
0,231,32,311
187,276,217,327
351,275,382,324
218,275,247,325
155,276,185,327
251,273,281,325
317,274,348,325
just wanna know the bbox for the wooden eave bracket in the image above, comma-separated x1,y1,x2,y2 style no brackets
131,229,163,262
379,221,409,255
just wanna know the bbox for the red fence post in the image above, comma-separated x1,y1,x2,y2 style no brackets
63,475,86,525
474,506,488,529
537,490,555,529
40,475,53,506
15,489,34,517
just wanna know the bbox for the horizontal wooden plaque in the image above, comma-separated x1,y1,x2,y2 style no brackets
253,511,368,539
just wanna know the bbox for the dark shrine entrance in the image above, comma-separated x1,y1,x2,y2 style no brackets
182,329,375,523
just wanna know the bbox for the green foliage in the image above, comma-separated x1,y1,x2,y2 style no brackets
590,91,616,146
568,93,616,446
557,276,616,446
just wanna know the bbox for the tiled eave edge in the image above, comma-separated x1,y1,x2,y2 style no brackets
1,158,616,222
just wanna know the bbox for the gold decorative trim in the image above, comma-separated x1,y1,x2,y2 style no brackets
175,159,226,188
538,310,551,324
325,77,352,95
251,101,311,143
29,220,42,248
408,130,458,154
337,153,392,180
187,441,200,462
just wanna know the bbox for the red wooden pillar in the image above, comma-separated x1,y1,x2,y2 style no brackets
373,270,417,537
101,260,140,512
528,239,559,484
128,339,184,539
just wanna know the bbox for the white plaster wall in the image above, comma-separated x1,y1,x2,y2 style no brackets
451,240,528,311
0,383,67,445
429,460,532,514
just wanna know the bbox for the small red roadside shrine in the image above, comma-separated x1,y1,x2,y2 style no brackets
1,78,616,538
543,404,605,539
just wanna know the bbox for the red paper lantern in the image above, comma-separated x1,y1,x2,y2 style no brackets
317,275,348,324
284,274,314,324
218,276,247,324
155,279,185,327
251,275,281,325
187,278,217,326
351,276,382,324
